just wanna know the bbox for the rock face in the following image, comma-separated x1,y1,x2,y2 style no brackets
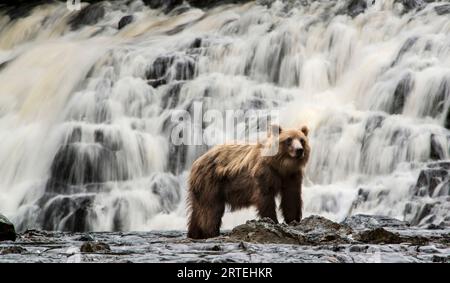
68,2,106,30
0,214,16,241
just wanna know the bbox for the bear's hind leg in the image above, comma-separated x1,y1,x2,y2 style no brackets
187,191,225,239
187,204,206,239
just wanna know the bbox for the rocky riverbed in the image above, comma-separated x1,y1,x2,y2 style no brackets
1,214,449,263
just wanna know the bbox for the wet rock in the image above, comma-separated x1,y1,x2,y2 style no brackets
356,227,428,245
395,0,425,13
227,216,353,245
355,228,403,244
75,234,95,242
429,79,449,118
432,255,450,263
0,246,26,255
188,0,253,9
390,73,413,114
1,0,46,21
434,4,450,15
143,0,183,13
345,0,368,18
68,3,106,30
391,37,418,66
80,241,111,253
46,143,127,188
430,134,445,160
0,213,16,241
445,107,450,130
414,162,450,197
146,54,196,87
342,214,410,230
118,15,133,30
292,215,353,244
228,218,308,245
38,194,95,232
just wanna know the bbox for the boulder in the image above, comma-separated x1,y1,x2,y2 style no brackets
414,162,450,197
227,218,308,245
68,2,106,30
355,227,428,245
0,246,26,255
80,241,111,253
435,4,450,15
0,213,16,241
227,216,353,245
118,15,134,30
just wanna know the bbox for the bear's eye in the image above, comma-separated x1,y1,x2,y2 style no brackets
300,138,305,146
286,137,293,145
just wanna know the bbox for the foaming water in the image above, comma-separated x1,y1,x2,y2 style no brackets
0,0,449,231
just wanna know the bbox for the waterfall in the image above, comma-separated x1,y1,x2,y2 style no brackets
0,0,449,232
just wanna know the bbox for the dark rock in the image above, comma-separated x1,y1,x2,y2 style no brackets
342,214,410,230
445,107,450,130
432,255,450,263
68,3,106,30
143,0,183,13
292,215,353,244
46,143,127,189
435,4,450,15
38,194,95,232
118,15,133,30
391,37,418,66
148,78,167,88
0,213,16,241
190,38,202,49
346,0,368,18
358,228,430,245
228,216,353,245
0,246,26,255
0,0,47,21
355,227,403,244
390,73,413,114
430,134,446,160
228,218,308,245
210,245,222,251
75,234,95,242
80,241,110,253
414,162,449,197
188,0,253,9
146,54,196,85
395,0,425,13
429,79,449,118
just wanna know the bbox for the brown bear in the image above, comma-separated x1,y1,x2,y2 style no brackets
187,124,311,239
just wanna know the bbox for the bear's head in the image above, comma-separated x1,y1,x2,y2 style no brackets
264,124,311,174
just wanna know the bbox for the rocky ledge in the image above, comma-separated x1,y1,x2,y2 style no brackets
0,214,448,263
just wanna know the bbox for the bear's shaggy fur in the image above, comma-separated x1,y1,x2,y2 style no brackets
187,125,311,239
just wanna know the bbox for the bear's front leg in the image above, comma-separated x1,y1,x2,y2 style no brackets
280,177,302,223
256,193,278,223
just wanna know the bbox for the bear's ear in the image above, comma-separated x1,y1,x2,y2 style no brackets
300,126,309,137
269,124,282,136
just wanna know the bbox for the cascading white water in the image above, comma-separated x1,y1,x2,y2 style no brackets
0,0,449,232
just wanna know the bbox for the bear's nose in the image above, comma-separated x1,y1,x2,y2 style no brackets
296,148,304,158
